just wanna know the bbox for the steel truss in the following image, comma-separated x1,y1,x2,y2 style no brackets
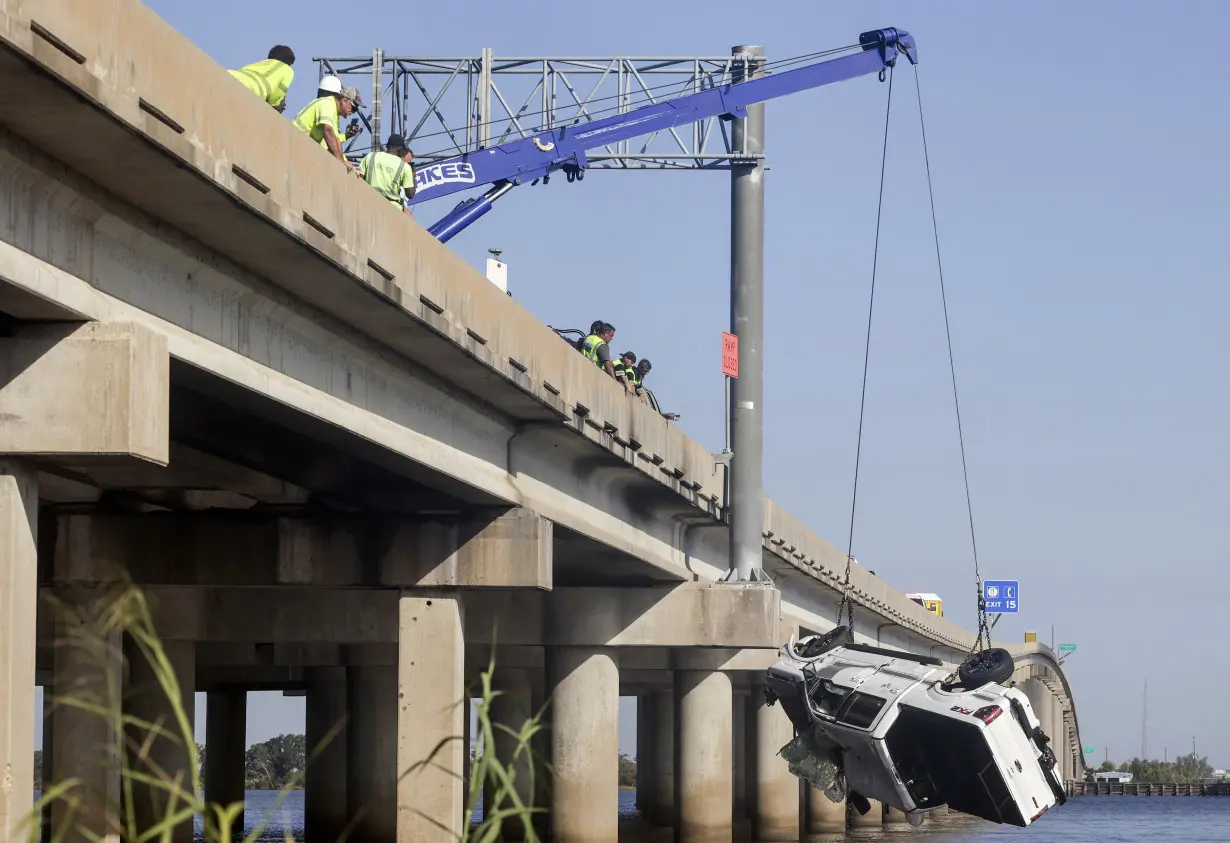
312,50,764,169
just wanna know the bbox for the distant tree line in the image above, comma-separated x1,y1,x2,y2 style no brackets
618,754,637,788
195,734,306,790
1093,753,1213,783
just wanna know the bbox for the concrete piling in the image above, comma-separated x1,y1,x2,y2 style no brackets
396,593,466,843
305,667,349,843
750,685,798,841
549,647,620,843
0,461,37,843
805,783,846,835
204,690,247,837
675,670,733,843
122,638,196,843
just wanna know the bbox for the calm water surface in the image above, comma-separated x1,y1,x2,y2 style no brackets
191,791,1228,842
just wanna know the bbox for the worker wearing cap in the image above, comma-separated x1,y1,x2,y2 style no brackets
619,353,650,403
358,134,417,213
293,81,364,165
229,46,296,113
613,350,640,395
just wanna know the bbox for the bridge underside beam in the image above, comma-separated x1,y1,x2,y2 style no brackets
0,321,168,466
34,582,780,649
49,508,552,590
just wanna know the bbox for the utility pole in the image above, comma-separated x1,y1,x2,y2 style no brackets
724,44,771,584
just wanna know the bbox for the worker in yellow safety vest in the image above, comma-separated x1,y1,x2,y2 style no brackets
358,133,417,213
581,323,633,392
293,79,364,166
228,46,296,113
614,351,648,403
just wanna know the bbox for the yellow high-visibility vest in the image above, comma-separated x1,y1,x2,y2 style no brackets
228,58,294,108
581,334,605,366
359,150,416,208
292,96,340,147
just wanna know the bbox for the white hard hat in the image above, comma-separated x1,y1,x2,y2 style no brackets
317,75,342,94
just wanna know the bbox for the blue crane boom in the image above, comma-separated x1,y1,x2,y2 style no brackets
410,28,917,243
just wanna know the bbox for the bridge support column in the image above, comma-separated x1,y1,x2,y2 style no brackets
549,646,619,843
675,670,733,843
884,804,910,825
0,460,37,843
123,638,196,843
529,670,550,839
305,667,349,843
40,695,53,843
650,688,675,827
396,592,465,843
732,692,747,825
850,798,883,829
347,665,397,843
635,695,657,822
204,689,247,837
750,683,798,841
1054,700,1068,781
48,587,122,843
1020,679,1053,739
805,784,845,834
484,668,534,840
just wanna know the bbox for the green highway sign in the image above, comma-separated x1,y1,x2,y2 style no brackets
1083,745,1095,755
1059,643,1077,652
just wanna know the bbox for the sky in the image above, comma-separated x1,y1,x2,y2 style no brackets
34,0,1230,769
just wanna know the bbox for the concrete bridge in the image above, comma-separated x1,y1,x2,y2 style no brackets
0,1,1086,841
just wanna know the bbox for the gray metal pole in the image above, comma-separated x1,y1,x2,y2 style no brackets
725,45,769,583
371,48,383,150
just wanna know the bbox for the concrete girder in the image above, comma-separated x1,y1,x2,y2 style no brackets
47,507,552,589
545,583,779,648
43,582,780,649
40,442,313,507
0,321,168,465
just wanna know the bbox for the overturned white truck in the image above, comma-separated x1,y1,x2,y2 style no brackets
764,627,1067,828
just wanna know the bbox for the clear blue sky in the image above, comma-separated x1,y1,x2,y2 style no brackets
36,0,1230,769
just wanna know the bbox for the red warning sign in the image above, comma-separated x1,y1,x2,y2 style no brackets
722,332,739,378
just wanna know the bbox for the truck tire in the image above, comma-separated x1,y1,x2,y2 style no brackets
958,647,1014,689
798,625,848,658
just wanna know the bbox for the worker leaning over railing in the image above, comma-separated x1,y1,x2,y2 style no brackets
292,78,364,167
633,358,653,403
581,322,633,394
613,351,646,404
358,134,417,214
228,45,296,113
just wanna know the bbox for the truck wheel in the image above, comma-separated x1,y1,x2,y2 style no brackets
798,625,848,658
958,647,1014,689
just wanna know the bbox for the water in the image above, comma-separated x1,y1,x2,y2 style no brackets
825,798,1230,842
185,789,640,840
36,790,1226,841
